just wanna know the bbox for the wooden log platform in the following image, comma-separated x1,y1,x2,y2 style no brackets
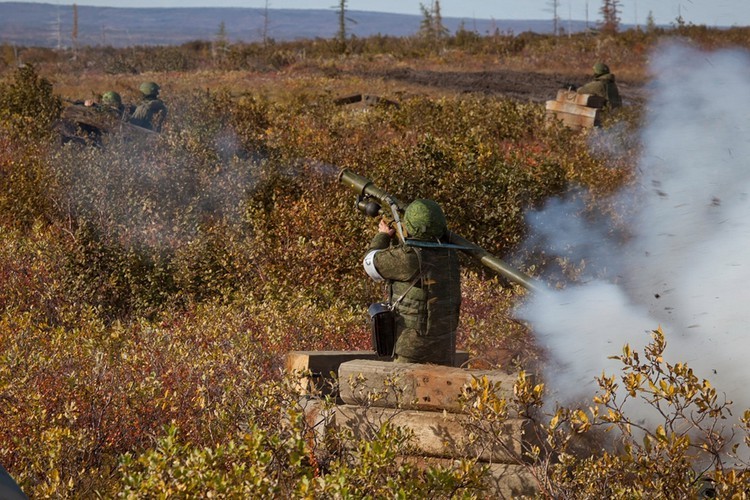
286,350,541,497
545,89,604,130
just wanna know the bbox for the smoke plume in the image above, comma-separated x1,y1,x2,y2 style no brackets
515,42,750,425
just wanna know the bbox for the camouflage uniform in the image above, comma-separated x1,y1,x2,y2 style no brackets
577,63,622,109
100,90,127,121
130,82,167,132
363,200,461,365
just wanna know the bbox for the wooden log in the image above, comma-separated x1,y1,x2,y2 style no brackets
285,350,470,396
286,351,387,396
398,457,539,499
478,462,540,499
335,404,530,462
545,99,599,118
546,90,605,130
545,100,600,130
298,395,335,463
334,93,400,108
362,94,400,108
555,89,606,108
338,359,523,413
334,93,363,105
286,351,389,377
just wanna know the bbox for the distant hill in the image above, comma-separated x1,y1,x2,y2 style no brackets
0,2,595,48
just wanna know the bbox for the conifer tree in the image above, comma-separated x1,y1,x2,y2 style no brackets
335,0,356,53
599,0,621,34
547,0,560,36
419,1,447,42
72,3,78,58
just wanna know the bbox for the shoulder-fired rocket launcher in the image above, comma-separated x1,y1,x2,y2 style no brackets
338,169,543,294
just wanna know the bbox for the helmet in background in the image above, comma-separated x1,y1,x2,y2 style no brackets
101,90,122,108
404,199,447,240
139,81,160,98
593,62,610,77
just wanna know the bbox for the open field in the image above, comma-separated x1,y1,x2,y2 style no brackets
2,26,750,497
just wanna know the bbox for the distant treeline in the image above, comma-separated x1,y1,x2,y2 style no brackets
2,23,749,76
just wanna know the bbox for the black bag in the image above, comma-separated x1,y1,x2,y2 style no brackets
368,302,396,357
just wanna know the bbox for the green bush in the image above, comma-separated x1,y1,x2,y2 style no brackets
0,65,62,228
0,64,61,139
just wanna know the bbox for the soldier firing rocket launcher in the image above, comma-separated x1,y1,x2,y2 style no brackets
338,169,543,294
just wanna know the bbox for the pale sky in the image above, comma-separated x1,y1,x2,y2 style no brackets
11,1,749,28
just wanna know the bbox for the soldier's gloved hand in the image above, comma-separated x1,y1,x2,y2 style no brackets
378,218,396,238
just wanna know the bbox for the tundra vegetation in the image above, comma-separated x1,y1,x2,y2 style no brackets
2,25,750,498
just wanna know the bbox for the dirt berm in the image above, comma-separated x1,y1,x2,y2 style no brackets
351,67,644,105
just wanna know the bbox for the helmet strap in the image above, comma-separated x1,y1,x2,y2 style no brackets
384,196,406,243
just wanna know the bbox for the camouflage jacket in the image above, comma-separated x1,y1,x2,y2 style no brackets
577,73,622,109
364,233,461,365
129,98,168,132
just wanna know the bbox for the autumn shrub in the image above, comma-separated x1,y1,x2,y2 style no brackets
39,87,277,318
460,329,750,498
118,406,487,499
0,64,61,137
0,65,62,229
0,298,307,497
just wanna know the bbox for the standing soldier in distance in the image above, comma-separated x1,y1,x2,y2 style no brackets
130,81,168,132
363,199,462,366
577,62,622,110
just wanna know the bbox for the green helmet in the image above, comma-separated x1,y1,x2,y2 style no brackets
403,199,447,240
101,90,122,107
593,62,610,77
139,81,160,98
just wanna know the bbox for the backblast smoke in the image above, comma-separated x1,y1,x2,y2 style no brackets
515,42,750,429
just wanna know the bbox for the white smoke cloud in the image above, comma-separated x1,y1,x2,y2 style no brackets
515,42,750,428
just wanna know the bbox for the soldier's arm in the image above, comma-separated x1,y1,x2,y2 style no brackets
364,245,420,282
576,81,600,95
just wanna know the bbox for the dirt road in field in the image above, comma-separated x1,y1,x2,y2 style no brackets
352,67,646,106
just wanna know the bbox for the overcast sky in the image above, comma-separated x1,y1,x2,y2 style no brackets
12,1,749,28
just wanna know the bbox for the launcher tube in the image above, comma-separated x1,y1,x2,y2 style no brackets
338,169,543,293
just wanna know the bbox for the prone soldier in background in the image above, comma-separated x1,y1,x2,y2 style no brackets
129,81,168,132
363,199,462,366
577,62,622,110
76,90,126,117
100,90,129,120
59,90,130,146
